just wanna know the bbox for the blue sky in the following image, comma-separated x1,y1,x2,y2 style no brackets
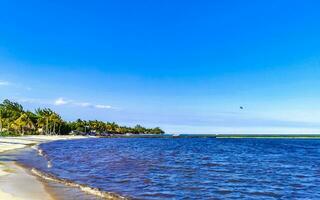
1,0,320,134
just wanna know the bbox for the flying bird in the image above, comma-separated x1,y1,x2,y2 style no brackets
240,106,244,110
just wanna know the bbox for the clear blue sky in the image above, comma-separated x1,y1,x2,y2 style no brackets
1,0,320,134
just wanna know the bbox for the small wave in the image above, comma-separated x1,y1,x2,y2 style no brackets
47,160,52,168
31,145,44,156
31,168,128,200
31,145,47,159
32,145,53,168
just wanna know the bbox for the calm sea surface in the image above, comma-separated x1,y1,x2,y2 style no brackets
17,138,320,199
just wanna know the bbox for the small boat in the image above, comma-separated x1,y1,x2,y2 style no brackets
172,133,180,138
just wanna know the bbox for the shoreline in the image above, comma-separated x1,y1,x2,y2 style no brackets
0,136,92,200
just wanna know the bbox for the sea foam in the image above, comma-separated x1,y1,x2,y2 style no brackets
31,168,128,200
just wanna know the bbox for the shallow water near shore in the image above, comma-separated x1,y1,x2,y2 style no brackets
13,138,320,199
1,147,105,200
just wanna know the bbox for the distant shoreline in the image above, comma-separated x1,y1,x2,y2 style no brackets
216,136,320,139
97,133,320,139
215,134,320,139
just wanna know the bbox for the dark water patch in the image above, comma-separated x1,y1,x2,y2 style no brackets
215,189,233,195
244,191,283,198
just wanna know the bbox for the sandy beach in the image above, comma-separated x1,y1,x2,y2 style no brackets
0,135,90,200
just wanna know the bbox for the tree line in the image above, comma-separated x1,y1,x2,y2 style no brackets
0,99,164,136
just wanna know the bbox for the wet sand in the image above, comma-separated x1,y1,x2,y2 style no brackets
0,136,90,200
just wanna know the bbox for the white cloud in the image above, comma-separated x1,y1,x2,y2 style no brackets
95,104,112,109
54,98,70,105
18,98,45,104
54,98,112,109
15,97,113,110
76,102,91,107
0,81,10,86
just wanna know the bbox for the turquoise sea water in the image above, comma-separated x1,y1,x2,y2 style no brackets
17,138,320,199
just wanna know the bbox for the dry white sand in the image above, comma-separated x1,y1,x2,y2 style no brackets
0,135,91,200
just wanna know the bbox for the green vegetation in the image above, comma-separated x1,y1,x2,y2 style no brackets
0,99,164,136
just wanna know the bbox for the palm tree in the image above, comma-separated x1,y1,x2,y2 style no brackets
0,99,24,134
35,108,53,135
49,113,63,135
0,108,4,133
106,122,119,133
13,113,35,135
0,108,7,135
133,124,147,134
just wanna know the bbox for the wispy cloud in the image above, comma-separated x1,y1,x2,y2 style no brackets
53,97,112,109
75,102,91,107
13,97,113,110
95,104,112,109
0,80,32,91
54,97,70,105
0,80,10,86
18,98,48,104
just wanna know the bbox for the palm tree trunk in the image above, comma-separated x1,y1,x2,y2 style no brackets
0,118,2,133
46,118,49,135
0,111,2,133
53,122,56,135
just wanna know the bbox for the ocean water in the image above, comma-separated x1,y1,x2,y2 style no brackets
17,138,320,199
